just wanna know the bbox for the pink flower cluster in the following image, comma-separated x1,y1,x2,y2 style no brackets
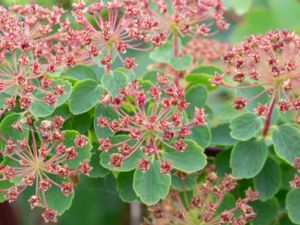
0,115,92,223
143,168,258,225
97,73,207,174
211,30,300,119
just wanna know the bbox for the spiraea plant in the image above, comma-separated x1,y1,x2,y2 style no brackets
142,168,258,225
1,0,300,224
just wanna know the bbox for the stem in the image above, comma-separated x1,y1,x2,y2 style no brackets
173,33,180,87
262,93,277,139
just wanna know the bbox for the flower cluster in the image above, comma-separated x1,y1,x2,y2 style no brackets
142,169,258,225
0,115,92,223
147,0,228,40
0,4,69,117
290,157,300,189
97,73,207,173
183,38,232,64
63,0,158,71
212,30,300,117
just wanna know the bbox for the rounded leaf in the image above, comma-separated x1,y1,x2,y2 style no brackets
254,157,281,201
230,113,262,141
162,140,207,173
133,160,171,205
185,84,208,118
230,139,268,179
69,80,104,115
272,124,300,163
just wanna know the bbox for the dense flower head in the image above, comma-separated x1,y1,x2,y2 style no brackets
146,0,228,40
9,3,64,42
97,73,207,173
0,115,92,223
213,30,300,120
142,168,258,225
183,38,232,64
63,0,157,71
0,49,65,117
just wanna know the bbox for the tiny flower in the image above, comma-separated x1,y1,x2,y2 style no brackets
42,209,58,223
160,160,173,174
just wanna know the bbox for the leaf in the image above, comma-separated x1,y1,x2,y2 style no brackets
254,157,281,201
60,65,99,81
69,80,104,115
272,124,300,164
162,140,207,173
117,172,139,202
230,139,268,179
100,135,144,172
185,84,208,118
63,130,93,169
94,104,118,139
216,193,236,215
29,79,72,117
211,123,237,146
133,160,171,205
115,67,139,82
44,178,75,215
229,0,252,15
101,70,128,97
169,54,192,71
171,174,197,191
229,113,262,141
0,113,28,148
89,151,110,178
251,198,279,225
63,111,92,134
149,42,174,64
188,126,211,149
0,181,13,202
186,65,223,90
287,189,300,224
215,150,232,177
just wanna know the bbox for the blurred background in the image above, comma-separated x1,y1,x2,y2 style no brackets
1,0,300,224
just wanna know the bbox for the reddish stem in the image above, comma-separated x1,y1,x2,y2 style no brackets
262,94,276,139
173,33,180,87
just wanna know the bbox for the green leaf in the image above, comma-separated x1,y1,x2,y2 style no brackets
63,130,93,169
60,65,99,81
100,135,144,172
251,198,279,225
287,189,300,224
69,80,104,115
229,113,262,141
89,151,110,178
162,140,207,173
188,126,211,149
229,0,252,15
63,111,92,134
0,113,28,148
94,104,118,139
117,172,139,202
211,123,237,146
169,54,192,71
230,139,268,179
149,42,173,64
101,71,128,97
0,181,13,202
29,79,72,117
216,193,236,215
215,150,232,177
254,157,281,201
272,124,300,163
44,178,75,215
133,160,171,205
171,173,197,191
185,84,208,118
186,65,223,90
